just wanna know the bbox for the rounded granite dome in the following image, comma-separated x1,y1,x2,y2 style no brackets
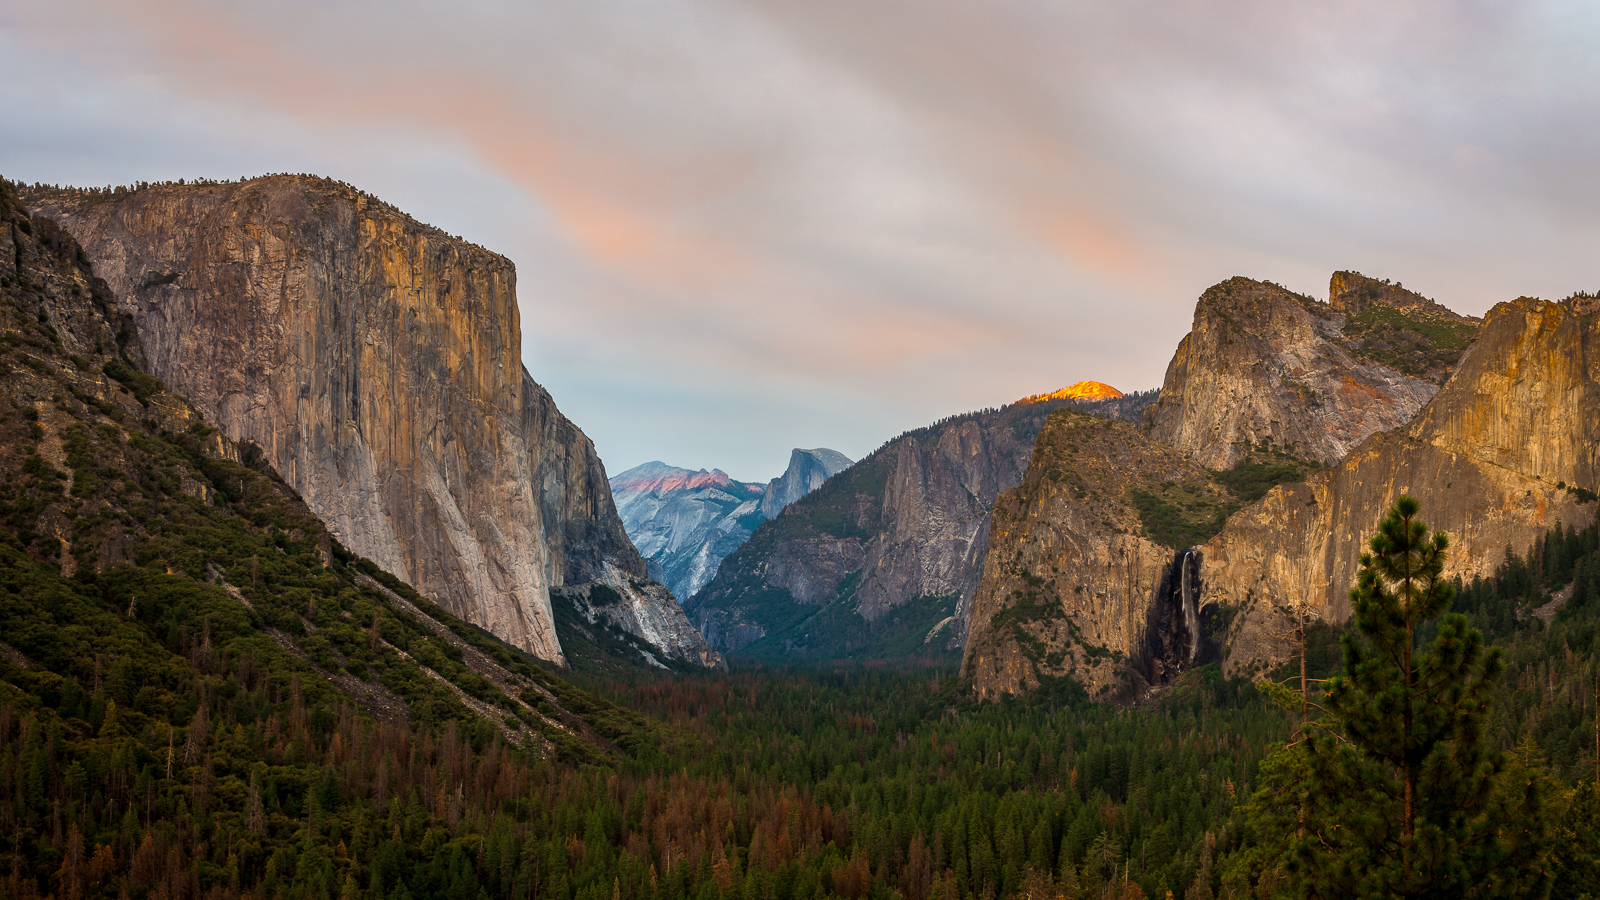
1016,381,1125,404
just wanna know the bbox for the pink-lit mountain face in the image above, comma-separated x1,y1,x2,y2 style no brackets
611,452,852,603
610,463,747,496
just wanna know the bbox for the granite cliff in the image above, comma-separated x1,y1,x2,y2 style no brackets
965,274,1598,700
0,174,649,757
610,462,767,601
22,176,721,670
610,449,853,603
686,392,1156,659
1203,295,1599,674
759,448,855,519
1141,276,1464,469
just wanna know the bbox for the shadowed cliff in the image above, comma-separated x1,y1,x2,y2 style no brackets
686,392,1156,661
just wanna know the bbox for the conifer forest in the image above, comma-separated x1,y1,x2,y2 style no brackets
4,482,1599,898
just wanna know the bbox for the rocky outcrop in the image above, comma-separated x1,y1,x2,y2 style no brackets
1328,271,1457,319
610,462,767,601
1141,277,1448,469
556,581,728,671
961,411,1226,699
1328,271,1481,383
965,287,1599,699
23,176,719,669
1203,296,1600,674
759,448,854,519
686,400,1084,657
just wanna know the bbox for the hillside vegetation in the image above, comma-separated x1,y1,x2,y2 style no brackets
0,176,666,899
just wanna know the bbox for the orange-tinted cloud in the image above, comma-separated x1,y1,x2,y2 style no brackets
12,0,1598,477
24,0,756,287
1019,206,1147,287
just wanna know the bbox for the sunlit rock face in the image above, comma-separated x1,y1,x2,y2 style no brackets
24,176,721,669
1204,296,1600,675
1018,381,1125,404
1141,277,1448,469
965,287,1599,700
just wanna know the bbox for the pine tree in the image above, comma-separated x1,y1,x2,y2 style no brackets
1259,497,1548,898
1552,780,1600,900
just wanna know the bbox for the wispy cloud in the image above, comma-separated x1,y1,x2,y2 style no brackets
3,0,1598,478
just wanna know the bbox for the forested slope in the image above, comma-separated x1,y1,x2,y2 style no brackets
0,175,660,898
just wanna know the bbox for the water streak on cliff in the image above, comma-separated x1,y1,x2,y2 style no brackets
1180,549,1200,665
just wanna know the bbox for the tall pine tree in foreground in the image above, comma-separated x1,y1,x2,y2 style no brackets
1243,496,1548,899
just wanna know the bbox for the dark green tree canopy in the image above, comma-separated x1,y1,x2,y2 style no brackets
1251,497,1547,899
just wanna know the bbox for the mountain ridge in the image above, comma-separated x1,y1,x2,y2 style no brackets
609,449,853,605
611,461,748,495
685,392,1158,659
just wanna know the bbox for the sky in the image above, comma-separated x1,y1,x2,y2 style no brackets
3,1,1599,481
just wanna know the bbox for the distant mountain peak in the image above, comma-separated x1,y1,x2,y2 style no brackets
789,447,854,472
609,461,748,495
1017,381,1124,404
760,448,854,519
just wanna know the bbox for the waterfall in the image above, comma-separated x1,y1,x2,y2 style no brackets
1180,549,1201,664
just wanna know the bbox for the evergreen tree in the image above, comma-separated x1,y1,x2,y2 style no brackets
1552,781,1600,900
1247,497,1548,898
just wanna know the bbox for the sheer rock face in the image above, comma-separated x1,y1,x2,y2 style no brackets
1141,277,1440,469
686,403,1067,654
24,176,719,668
961,412,1217,699
760,448,854,519
610,462,767,602
1205,296,1600,673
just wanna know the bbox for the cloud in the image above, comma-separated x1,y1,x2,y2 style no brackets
3,0,1600,477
